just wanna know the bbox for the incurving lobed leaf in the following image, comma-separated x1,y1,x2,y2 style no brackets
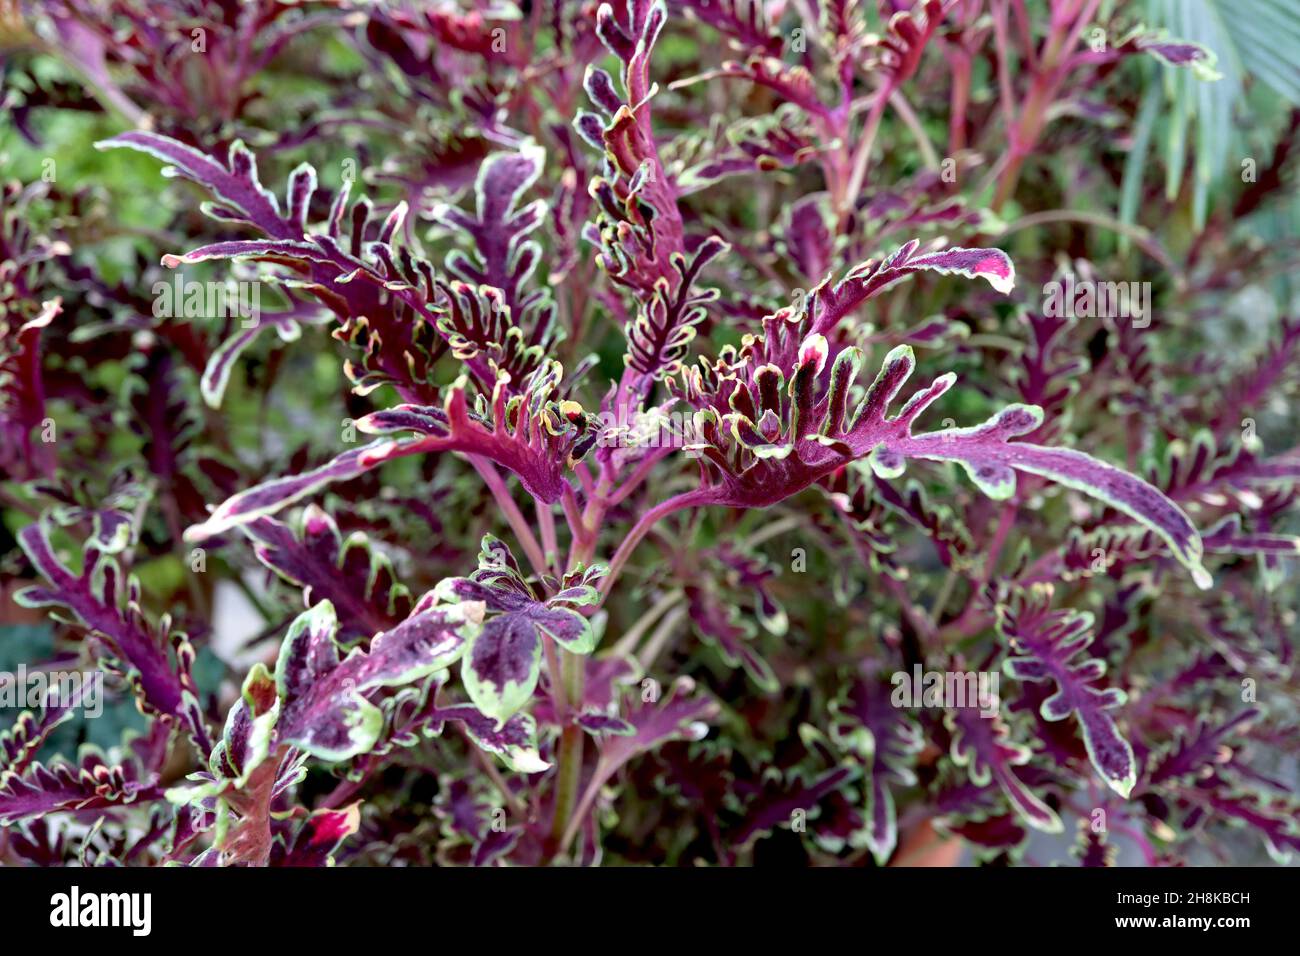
997,585,1138,798
671,279,1208,587
437,535,605,723
15,520,210,752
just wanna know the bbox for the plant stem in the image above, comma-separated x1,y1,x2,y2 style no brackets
468,455,548,577
549,649,586,853
468,732,526,819
163,493,212,620
1000,210,1182,285
929,567,960,626
982,503,1019,585
990,0,1099,211
741,513,802,550
543,632,566,717
599,489,708,599
840,83,893,226
885,575,936,648
636,603,687,670
991,0,1018,135
550,481,701,852
889,89,939,171
605,446,674,507
535,497,559,574
558,758,607,857
549,490,604,855
946,48,971,154
610,587,683,657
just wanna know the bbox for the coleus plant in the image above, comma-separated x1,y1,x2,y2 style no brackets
1,0,1297,868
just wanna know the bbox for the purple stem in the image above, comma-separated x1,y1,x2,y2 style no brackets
599,489,711,600
468,455,548,577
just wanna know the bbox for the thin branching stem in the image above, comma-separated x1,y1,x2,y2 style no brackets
468,455,548,578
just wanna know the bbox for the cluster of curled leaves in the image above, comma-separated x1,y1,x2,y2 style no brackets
1,0,1298,867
